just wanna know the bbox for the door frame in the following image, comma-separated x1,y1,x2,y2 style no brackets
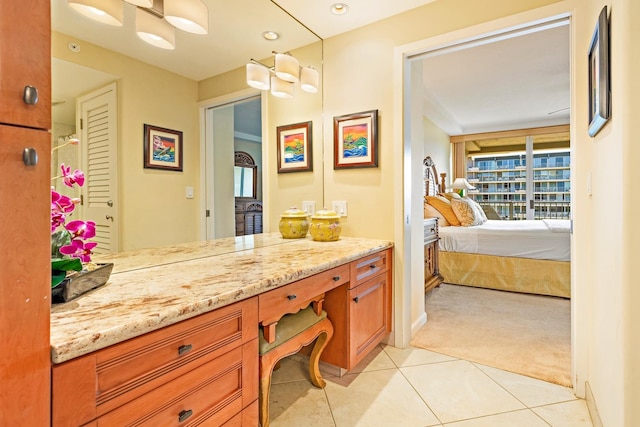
198,88,265,240
393,3,582,394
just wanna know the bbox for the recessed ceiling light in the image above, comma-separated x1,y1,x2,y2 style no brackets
262,31,279,41
331,3,349,15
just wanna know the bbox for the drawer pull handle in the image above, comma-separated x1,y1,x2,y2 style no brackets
178,409,193,422
430,227,436,233
287,294,297,300
332,276,340,281
178,344,193,356
369,264,377,269
23,85,39,105
353,296,360,303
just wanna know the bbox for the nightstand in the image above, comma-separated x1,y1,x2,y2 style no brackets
424,217,443,293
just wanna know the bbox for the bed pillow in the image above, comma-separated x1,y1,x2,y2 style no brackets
441,192,461,201
425,196,461,226
466,197,488,222
424,203,450,226
451,198,484,226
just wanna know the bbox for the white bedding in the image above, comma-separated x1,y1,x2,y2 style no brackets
438,219,570,262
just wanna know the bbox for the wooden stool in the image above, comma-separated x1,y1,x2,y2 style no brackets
258,306,334,427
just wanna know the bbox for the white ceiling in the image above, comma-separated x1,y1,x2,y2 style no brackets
51,0,570,135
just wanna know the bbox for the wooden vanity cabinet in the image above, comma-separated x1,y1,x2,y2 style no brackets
52,297,259,427
322,248,392,370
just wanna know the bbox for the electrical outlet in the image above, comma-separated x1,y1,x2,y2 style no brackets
332,201,347,217
302,201,316,215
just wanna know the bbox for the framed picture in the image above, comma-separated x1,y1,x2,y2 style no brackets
588,6,610,137
276,121,313,173
143,124,183,171
333,109,378,169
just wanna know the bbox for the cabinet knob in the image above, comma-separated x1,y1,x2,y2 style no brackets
287,294,297,300
353,296,360,303
22,147,38,166
178,344,193,356
178,409,193,422
23,85,39,105
332,276,340,281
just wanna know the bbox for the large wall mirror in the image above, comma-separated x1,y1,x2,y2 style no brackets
50,0,323,251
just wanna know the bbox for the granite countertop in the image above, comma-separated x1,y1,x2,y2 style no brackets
50,234,393,364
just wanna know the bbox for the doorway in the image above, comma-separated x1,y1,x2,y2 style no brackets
203,95,263,239
399,12,575,387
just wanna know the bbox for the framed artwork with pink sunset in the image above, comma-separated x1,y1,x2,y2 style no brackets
333,110,378,169
276,121,313,173
143,124,183,171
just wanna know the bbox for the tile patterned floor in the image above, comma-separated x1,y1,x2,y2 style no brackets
268,344,593,427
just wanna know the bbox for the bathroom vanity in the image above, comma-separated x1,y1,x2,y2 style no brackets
50,234,393,426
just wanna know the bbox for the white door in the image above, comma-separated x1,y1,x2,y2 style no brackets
76,82,118,254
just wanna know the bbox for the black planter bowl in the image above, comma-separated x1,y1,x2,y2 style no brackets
52,263,114,304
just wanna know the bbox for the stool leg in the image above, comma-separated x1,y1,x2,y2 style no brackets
308,318,334,388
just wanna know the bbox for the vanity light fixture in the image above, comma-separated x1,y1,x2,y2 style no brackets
331,3,349,15
66,0,208,49
246,52,319,98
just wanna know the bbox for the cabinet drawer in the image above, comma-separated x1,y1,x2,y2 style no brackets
97,339,258,427
259,264,349,325
349,273,391,367
423,218,438,244
351,249,390,287
52,298,258,426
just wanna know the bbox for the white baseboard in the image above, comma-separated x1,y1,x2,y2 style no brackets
585,381,603,427
411,311,427,337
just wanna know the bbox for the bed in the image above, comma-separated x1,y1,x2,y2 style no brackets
423,157,571,298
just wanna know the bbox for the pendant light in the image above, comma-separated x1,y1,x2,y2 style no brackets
300,67,319,93
270,77,295,99
136,8,176,50
246,63,271,91
67,0,123,26
274,53,300,83
164,0,209,35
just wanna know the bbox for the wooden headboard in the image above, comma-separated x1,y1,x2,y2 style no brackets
423,156,446,197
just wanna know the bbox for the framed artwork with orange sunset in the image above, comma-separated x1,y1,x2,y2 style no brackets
333,110,378,169
276,121,313,173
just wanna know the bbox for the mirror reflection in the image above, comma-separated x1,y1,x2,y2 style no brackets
50,0,322,252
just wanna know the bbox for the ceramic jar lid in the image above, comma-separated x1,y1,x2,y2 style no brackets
280,207,309,218
311,209,340,220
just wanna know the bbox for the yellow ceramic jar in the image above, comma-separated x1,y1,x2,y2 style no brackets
309,209,342,242
279,207,310,239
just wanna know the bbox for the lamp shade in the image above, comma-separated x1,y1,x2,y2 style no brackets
136,8,176,50
67,0,123,26
300,66,319,93
274,53,299,83
270,76,295,99
451,178,476,190
246,63,270,90
164,0,209,35
123,0,153,7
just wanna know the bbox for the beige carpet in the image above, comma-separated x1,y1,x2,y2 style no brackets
410,283,571,387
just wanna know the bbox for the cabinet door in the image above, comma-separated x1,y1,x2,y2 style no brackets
349,273,390,368
0,125,51,425
0,0,51,129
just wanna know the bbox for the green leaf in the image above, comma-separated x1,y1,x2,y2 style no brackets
51,258,82,288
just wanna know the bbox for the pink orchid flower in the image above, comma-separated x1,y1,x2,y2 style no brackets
60,163,85,188
59,239,97,263
51,189,76,232
65,220,96,240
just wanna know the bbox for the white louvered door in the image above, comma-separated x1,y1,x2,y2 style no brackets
77,82,118,254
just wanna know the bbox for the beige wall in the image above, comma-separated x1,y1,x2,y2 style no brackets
52,32,200,251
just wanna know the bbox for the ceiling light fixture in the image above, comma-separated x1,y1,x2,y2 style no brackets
66,0,208,49
331,3,349,15
246,52,319,99
262,31,280,41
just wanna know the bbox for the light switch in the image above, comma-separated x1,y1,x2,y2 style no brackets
186,186,194,199
302,201,316,215
332,201,347,217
